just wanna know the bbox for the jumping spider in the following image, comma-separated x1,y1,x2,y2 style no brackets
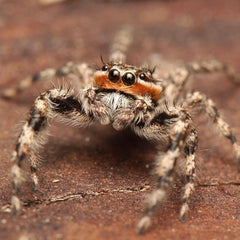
4,26,240,234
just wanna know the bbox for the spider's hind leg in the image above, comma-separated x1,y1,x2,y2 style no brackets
165,60,240,103
184,91,240,164
109,25,133,64
179,128,198,221
1,62,95,99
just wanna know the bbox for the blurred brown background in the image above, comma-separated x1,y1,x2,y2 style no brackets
0,0,240,239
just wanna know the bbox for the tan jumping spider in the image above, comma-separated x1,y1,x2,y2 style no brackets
3,26,240,234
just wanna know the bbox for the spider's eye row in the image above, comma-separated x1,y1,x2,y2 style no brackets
108,69,120,83
102,65,108,71
139,73,146,80
122,72,135,86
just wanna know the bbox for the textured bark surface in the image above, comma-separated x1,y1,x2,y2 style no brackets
0,0,240,239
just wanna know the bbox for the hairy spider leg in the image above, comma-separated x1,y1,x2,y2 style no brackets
185,91,240,164
179,128,198,221
1,62,95,99
1,25,134,100
135,110,193,234
10,88,106,215
109,25,133,64
164,60,240,103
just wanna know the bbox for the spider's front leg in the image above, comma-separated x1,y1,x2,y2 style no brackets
10,87,103,215
134,109,197,234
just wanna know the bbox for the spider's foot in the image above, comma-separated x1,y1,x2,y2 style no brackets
1,88,18,99
233,143,240,168
31,172,39,192
136,216,151,235
11,164,25,187
226,66,240,85
11,195,22,216
179,202,189,222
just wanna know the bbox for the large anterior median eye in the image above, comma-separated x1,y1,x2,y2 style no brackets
108,69,120,83
122,72,135,86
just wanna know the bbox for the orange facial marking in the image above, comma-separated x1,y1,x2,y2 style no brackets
93,73,162,101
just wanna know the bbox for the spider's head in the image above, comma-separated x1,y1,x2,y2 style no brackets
93,63,163,101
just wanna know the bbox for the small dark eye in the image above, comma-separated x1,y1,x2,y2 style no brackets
139,73,146,80
122,72,135,86
108,69,120,83
102,65,108,71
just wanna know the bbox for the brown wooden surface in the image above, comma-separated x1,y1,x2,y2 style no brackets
0,0,240,239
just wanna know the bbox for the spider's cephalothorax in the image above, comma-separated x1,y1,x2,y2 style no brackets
3,26,240,235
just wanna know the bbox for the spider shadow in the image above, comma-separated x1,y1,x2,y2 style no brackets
41,124,157,180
